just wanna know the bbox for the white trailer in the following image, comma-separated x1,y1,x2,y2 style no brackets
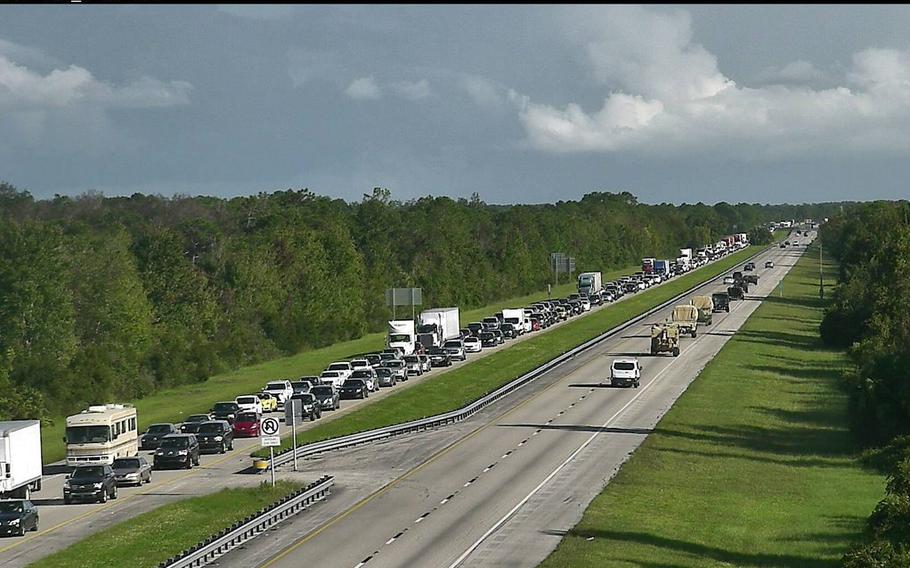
387,320,416,355
0,420,43,500
502,308,530,334
417,308,460,348
577,272,603,296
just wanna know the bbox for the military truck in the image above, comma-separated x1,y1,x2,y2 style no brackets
711,292,730,313
728,285,745,301
744,274,759,285
689,295,714,325
650,323,681,357
671,305,699,337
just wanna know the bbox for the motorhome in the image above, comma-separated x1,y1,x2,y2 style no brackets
65,404,138,466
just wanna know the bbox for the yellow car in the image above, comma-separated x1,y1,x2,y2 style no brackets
258,391,278,413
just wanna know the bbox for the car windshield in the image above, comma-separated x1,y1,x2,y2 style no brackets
614,362,636,371
480,333,494,340
352,369,371,377
376,368,392,376
72,466,106,478
213,403,236,411
386,360,404,368
351,361,368,367
146,424,172,434
321,371,340,377
444,341,461,348
113,458,141,469
159,437,189,448
197,423,223,433
236,412,258,422
312,386,333,396
266,382,287,390
237,396,258,404
291,382,308,390
187,415,209,422
342,380,364,388
465,337,479,343
0,501,23,513
328,363,349,371
389,334,410,343
295,394,316,404
404,356,419,363
65,425,111,444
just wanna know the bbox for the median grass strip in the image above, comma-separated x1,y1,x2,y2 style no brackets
538,245,884,568
29,481,302,568
40,266,639,464
253,246,762,458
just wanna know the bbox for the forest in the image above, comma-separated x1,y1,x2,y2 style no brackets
0,181,843,423
820,202,910,566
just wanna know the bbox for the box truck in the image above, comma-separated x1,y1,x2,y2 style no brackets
0,420,43,499
416,308,460,348
387,320,416,355
502,308,530,334
577,272,603,296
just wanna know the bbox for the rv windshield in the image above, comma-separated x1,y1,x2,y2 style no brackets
66,425,111,444
389,334,410,343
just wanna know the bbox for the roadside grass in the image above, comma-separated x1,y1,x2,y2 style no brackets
538,245,884,568
29,481,302,568
40,267,637,464
253,247,761,458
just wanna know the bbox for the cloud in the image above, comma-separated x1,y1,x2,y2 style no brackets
287,48,343,88
514,6,910,158
216,5,297,21
460,74,504,109
755,60,828,84
391,79,431,100
345,76,382,100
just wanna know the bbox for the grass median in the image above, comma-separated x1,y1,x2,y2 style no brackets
253,246,762,459
538,244,883,568
40,267,638,464
29,481,302,568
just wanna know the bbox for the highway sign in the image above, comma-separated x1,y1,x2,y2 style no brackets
260,436,281,447
261,417,280,436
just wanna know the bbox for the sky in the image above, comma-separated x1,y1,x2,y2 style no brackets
2,4,910,205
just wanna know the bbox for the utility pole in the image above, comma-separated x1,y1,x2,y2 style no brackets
819,240,824,300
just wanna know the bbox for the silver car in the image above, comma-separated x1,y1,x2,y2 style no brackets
403,355,424,376
383,359,408,382
112,456,152,486
375,367,397,387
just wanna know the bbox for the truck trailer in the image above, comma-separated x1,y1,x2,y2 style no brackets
417,308,460,349
577,272,603,297
0,420,43,500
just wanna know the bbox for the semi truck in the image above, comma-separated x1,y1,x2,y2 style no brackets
577,272,603,297
502,308,529,334
0,420,43,499
416,308,461,349
653,260,671,277
387,320,416,355
641,258,656,274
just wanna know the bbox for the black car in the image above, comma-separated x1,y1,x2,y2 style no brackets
112,456,153,486
290,392,322,421
290,380,312,395
196,420,234,454
499,323,519,339
339,378,370,400
479,331,497,348
428,346,452,367
63,465,118,504
180,414,212,434
744,274,759,285
211,402,241,424
154,434,200,470
467,322,484,337
727,285,745,301
491,329,506,345
0,500,38,536
139,423,178,450
311,384,341,411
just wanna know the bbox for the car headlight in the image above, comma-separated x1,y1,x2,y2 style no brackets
9,518,19,526
63,482,71,489
126,473,138,478
93,482,103,489
156,449,164,455
178,449,188,456
214,436,223,441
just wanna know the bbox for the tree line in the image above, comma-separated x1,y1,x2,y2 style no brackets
818,201,910,566
0,181,843,423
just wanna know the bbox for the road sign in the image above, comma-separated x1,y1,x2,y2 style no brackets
261,417,280,436
260,436,281,447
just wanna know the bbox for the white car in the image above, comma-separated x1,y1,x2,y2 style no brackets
349,359,371,372
235,394,263,415
463,336,482,353
319,371,345,388
579,298,592,312
263,380,293,409
325,361,353,381
607,358,641,388
723,276,735,285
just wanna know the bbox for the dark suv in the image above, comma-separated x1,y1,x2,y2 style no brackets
63,465,117,504
139,423,178,450
195,420,234,454
154,434,200,469
211,402,241,425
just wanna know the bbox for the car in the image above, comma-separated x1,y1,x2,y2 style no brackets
112,456,153,486
319,370,345,388
463,336,482,353
325,361,354,381
418,354,432,373
349,359,371,373
744,262,755,271
351,367,378,391
310,384,341,411
765,261,774,268
364,354,383,368
459,329,472,341
479,331,497,348
154,434,200,470
427,347,452,367
383,358,408,381
0,499,38,536
467,322,484,337
290,380,312,396
263,380,294,408
196,420,234,454
211,401,241,424
340,378,370,400
744,274,759,285
780,243,786,248
529,317,542,332
723,276,735,285
257,391,279,412
378,352,398,364
139,423,178,450
578,297,592,311
63,464,118,504
232,411,262,437
490,329,506,345
180,414,212,434
443,339,467,361
375,367,397,387
481,317,500,331
289,392,322,421
499,323,519,340
403,354,424,376
608,358,642,388
235,394,263,416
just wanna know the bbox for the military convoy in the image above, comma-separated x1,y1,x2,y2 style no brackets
650,323,681,357
690,295,714,325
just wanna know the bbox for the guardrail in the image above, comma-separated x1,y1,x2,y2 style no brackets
158,476,334,568
268,246,769,469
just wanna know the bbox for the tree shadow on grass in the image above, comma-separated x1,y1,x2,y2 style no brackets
655,421,852,459
735,329,829,352
654,445,854,470
565,529,837,568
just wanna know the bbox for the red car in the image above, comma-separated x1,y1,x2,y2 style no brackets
232,412,261,438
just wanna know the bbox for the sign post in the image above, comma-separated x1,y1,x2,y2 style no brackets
260,417,281,487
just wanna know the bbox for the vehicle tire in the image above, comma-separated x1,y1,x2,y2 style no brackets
18,525,25,537
335,401,340,410
673,347,680,357
228,440,234,451
692,331,697,338
194,455,200,466
30,519,38,532
146,474,152,484
725,307,730,312
100,490,107,504
185,458,192,469
64,497,71,505
111,486,118,500
220,443,226,454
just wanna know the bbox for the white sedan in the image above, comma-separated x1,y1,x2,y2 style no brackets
463,336,482,353
235,395,263,415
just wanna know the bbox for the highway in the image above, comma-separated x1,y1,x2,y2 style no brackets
217,235,810,568
0,240,755,567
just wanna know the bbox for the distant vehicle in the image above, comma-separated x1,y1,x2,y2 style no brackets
258,392,279,413
671,305,699,338
744,262,755,271
351,368,378,391
364,354,383,368
211,402,240,425
378,352,398,364
712,292,731,313
375,367,397,387
443,339,467,361
418,354,432,373
577,271,603,297
0,421,42,500
387,320,416,355
310,385,341,411
479,331,497,348
63,464,118,504
235,395,263,416
502,308,529,334
500,322,519,339
403,355,424,376
340,379,370,400
608,358,642,388
467,322,484,337
463,336,482,353
765,261,774,268
319,371,345,389
490,329,506,345
112,456,152,486
349,359,371,372
482,316,500,331
728,285,745,301
263,380,294,408
689,295,714,325
0,499,38,536
417,308,461,349
325,362,354,381
153,434,200,470
196,420,234,454
290,380,312,396
232,412,262,438
139,423,178,451
744,274,759,285
65,404,138,466
383,358,408,380
180,414,212,434
289,393,322,421
650,323,681,357
428,346,452,367
723,276,735,285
